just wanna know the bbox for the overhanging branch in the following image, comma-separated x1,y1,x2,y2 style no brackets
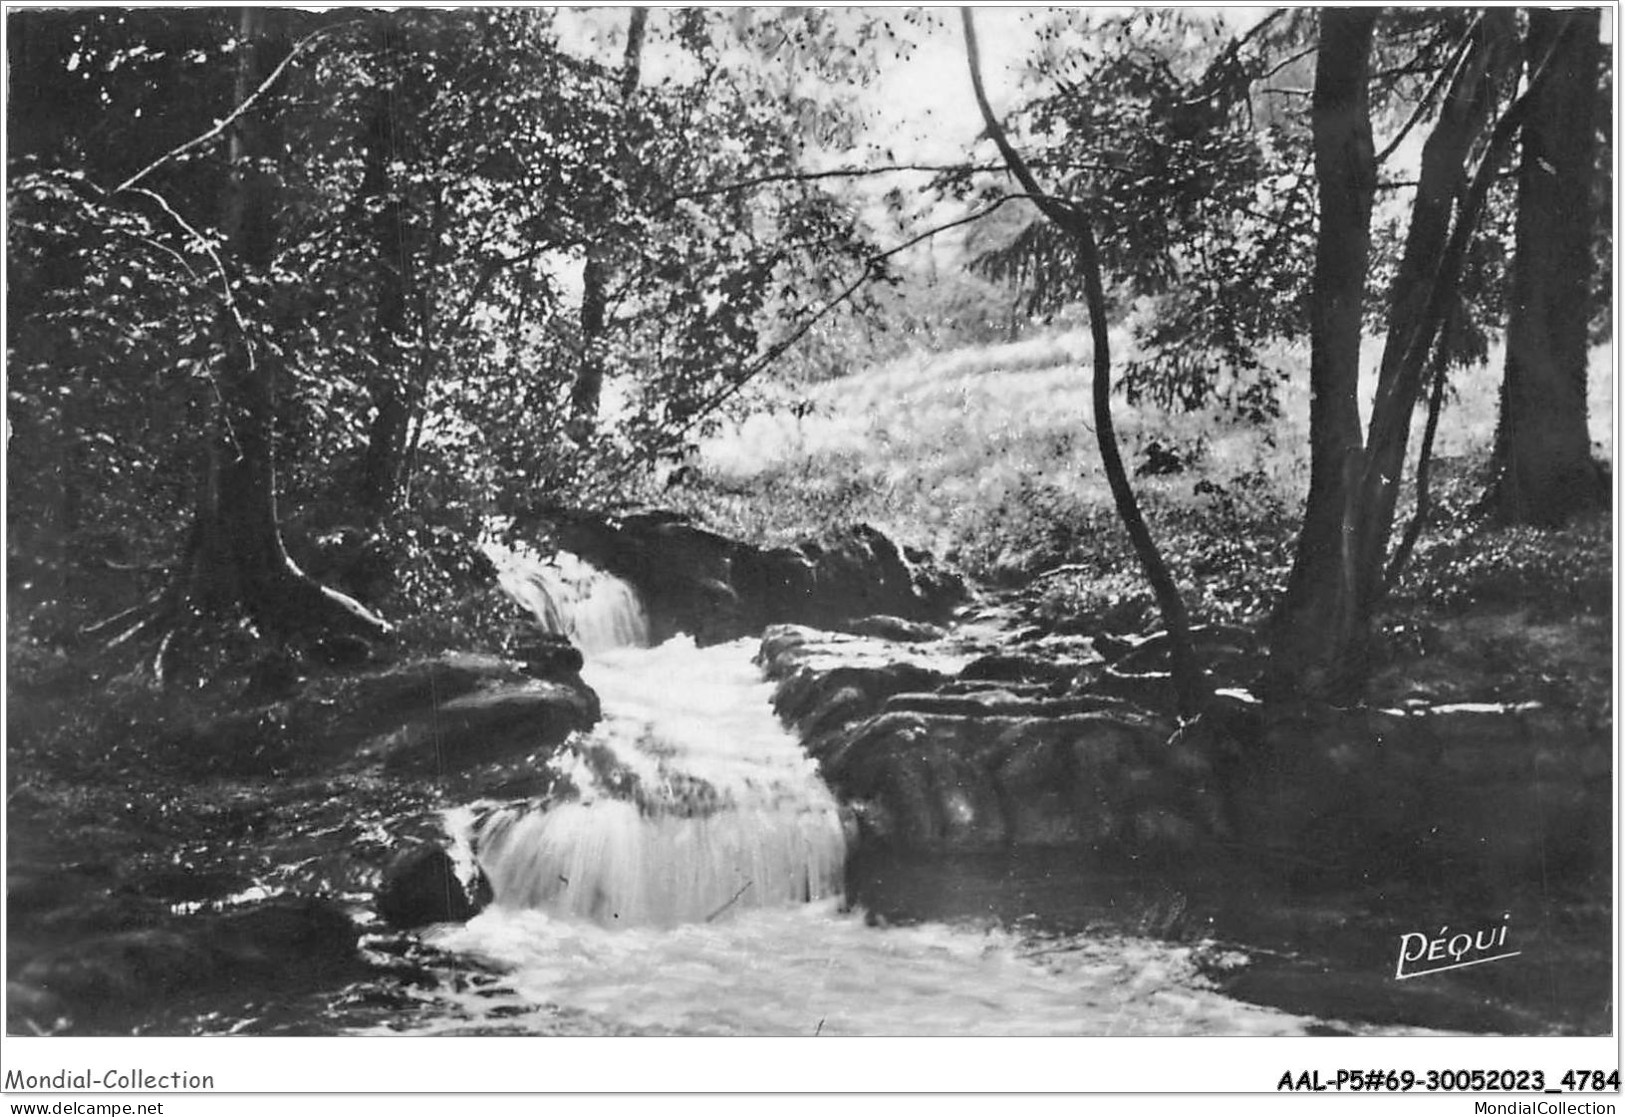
660,159,1125,208
116,20,358,195
1374,16,1481,166
963,7,1206,718
627,193,1048,468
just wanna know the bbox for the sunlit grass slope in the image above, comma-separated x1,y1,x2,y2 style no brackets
662,327,1613,610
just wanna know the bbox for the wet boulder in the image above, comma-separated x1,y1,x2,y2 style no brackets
545,510,966,643
759,625,1210,858
512,633,586,680
304,652,550,759
369,677,600,775
796,524,965,629
377,845,490,928
958,651,1089,687
757,625,954,749
215,894,360,973
839,615,948,643
821,707,1206,857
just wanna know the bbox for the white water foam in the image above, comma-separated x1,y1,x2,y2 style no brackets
478,551,847,929
402,900,1338,1036
389,546,1447,1037
485,543,651,655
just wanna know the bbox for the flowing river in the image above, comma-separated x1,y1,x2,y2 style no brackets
361,550,1408,1037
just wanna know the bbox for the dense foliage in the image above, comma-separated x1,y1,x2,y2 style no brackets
7,8,897,645
5,7,1610,702
944,9,1609,422
932,6,1608,700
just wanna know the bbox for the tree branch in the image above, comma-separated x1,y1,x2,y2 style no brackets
604,190,1054,489
659,197,1038,442
1256,43,1317,82
1374,16,1480,166
870,194,1039,258
115,20,357,195
660,159,1123,208
117,185,248,459
962,19,1078,231
124,187,247,352
115,228,199,279
1383,338,1449,590
95,17,362,468
1227,10,1291,66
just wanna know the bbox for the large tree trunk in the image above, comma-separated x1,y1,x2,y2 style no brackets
568,7,648,436
1487,8,1603,526
1269,11,1576,701
1265,9,1378,702
177,8,389,652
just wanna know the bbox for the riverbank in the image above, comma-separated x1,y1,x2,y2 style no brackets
6,516,1610,1035
7,331,1612,1036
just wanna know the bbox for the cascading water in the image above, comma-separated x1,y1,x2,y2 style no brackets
371,547,1434,1036
474,545,847,928
488,546,651,656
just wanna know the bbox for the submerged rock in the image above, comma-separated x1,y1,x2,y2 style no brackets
9,895,360,1033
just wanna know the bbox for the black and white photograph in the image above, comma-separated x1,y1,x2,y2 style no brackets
3,0,1616,1092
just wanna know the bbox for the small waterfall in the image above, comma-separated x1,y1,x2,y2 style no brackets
485,544,651,655
477,547,847,929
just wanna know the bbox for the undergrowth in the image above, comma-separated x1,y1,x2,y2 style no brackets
652,329,1611,705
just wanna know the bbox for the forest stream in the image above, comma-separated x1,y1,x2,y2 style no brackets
7,3,1614,1050
330,554,1439,1037
7,546,1608,1039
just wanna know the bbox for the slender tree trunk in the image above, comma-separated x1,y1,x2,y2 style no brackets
569,7,648,436
570,253,610,428
1488,8,1602,526
1351,12,1507,612
963,9,1204,717
1265,9,1378,702
358,17,413,520
1383,335,1451,591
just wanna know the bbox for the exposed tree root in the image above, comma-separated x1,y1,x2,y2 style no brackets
84,546,391,690
81,591,168,643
